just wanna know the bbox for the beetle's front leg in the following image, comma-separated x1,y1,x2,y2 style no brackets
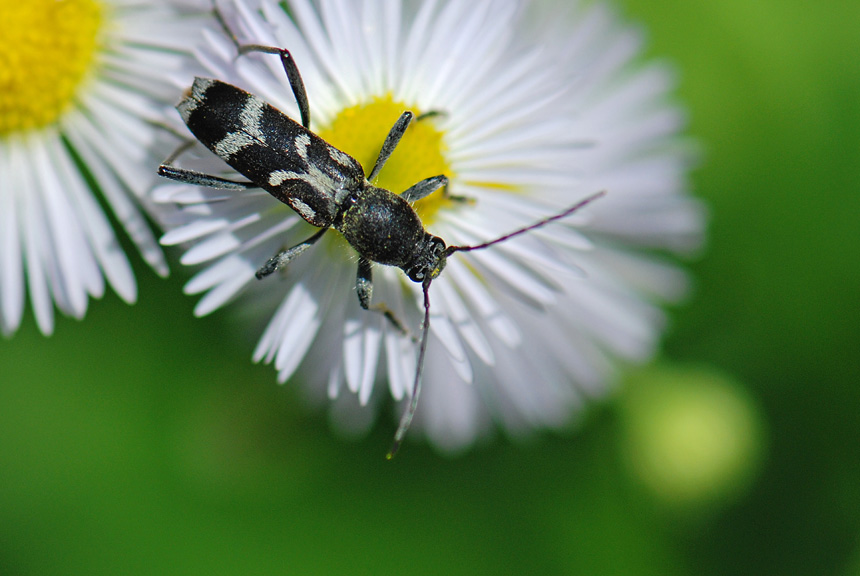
399,174,473,205
357,257,412,338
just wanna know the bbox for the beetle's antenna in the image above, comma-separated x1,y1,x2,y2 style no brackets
445,191,606,256
386,277,433,459
385,191,605,458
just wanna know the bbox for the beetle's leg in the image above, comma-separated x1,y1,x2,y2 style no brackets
415,110,445,122
371,111,446,182
356,257,412,337
372,110,472,204
239,45,309,130
159,140,256,189
399,174,473,205
400,175,448,202
444,190,474,204
158,166,257,190
367,110,470,200
368,111,414,182
212,1,311,129
256,228,328,279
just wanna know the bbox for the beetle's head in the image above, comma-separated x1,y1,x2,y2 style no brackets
404,234,447,283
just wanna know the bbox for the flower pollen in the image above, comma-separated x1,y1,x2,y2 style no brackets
317,95,454,224
0,0,102,136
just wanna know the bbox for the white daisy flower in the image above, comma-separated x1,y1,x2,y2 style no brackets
0,0,210,336
154,0,705,454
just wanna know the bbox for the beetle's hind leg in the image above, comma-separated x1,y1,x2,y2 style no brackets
356,258,414,339
211,0,311,129
159,140,257,189
399,173,474,206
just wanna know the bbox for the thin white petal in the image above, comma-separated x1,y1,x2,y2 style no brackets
0,144,24,335
444,259,522,348
14,140,55,335
63,114,168,276
273,282,322,382
432,276,494,365
428,305,473,384
46,138,137,304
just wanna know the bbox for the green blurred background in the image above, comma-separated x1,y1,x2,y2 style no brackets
2,0,858,574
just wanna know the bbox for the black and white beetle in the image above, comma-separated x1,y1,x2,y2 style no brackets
159,9,604,457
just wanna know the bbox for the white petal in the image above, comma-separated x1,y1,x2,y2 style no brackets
63,114,168,276
46,137,137,304
432,276,494,365
0,144,24,335
14,140,55,335
273,282,322,382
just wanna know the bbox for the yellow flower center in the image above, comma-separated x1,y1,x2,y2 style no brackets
0,0,102,136
317,95,454,224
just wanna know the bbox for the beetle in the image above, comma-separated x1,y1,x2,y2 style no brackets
158,9,604,457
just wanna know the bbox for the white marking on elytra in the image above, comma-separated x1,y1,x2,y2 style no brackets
293,131,355,171
292,132,311,160
215,131,257,159
267,131,348,196
213,93,267,159
289,198,317,221
239,95,266,141
327,146,354,168
177,77,215,123
268,170,302,186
